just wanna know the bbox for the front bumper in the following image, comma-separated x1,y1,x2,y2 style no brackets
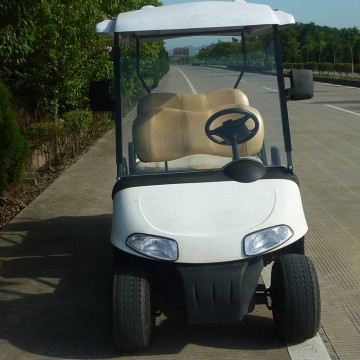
178,258,264,324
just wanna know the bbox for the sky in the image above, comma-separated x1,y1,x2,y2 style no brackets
162,0,360,29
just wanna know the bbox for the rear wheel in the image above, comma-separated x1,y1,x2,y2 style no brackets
271,254,320,342
111,262,154,352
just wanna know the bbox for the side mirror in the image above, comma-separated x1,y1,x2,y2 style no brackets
286,69,314,101
89,80,114,111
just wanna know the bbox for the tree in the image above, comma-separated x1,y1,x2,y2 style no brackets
101,0,160,16
302,34,316,62
315,29,327,64
0,82,29,194
0,2,35,69
279,22,360,68
0,0,167,120
0,0,112,119
327,31,341,74
342,27,359,78
280,27,300,63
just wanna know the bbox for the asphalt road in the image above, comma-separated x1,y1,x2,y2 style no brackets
1,65,360,359
173,65,360,359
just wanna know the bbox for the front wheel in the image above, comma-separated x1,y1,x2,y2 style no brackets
271,254,321,342
111,262,154,352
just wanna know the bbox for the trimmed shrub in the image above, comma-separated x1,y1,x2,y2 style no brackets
318,62,334,74
0,83,29,194
335,63,352,77
23,110,113,170
304,62,318,71
24,122,65,146
63,110,92,135
24,122,65,169
63,110,93,155
284,63,305,70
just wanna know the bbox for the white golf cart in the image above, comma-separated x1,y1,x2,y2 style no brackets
91,0,320,352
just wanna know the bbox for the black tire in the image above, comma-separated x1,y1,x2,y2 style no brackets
288,237,305,255
276,237,305,256
271,254,320,342
111,263,154,352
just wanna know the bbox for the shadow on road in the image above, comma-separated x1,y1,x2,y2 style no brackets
0,215,285,359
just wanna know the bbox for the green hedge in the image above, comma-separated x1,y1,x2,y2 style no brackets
0,83,29,194
284,62,359,75
24,110,113,170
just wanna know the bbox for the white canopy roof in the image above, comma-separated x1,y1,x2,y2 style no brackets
96,0,295,42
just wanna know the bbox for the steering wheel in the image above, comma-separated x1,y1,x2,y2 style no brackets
205,108,260,146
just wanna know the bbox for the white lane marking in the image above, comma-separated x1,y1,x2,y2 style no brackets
263,87,278,92
174,66,198,94
317,82,359,90
262,265,332,360
325,104,360,117
287,333,332,360
319,83,342,87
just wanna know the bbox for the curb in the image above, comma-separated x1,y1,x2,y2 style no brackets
312,76,360,88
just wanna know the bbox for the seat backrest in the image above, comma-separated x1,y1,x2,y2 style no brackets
202,88,250,109
133,104,264,162
137,93,182,115
137,88,250,115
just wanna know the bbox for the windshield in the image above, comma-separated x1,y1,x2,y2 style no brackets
121,34,286,175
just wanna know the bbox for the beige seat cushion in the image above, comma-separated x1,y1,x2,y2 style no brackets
133,104,264,163
137,88,250,115
134,154,262,173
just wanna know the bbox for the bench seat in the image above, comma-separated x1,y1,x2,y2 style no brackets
137,88,249,115
131,88,263,173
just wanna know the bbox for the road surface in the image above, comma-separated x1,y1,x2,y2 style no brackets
1,65,360,359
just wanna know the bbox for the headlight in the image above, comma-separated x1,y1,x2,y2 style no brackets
127,234,178,261
244,225,293,256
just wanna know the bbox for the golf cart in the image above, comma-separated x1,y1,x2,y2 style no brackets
92,0,320,352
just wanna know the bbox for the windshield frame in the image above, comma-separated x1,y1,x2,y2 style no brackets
112,24,293,178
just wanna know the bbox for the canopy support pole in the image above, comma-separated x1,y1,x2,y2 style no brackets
273,25,293,172
234,29,247,89
114,33,123,179
136,39,151,94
